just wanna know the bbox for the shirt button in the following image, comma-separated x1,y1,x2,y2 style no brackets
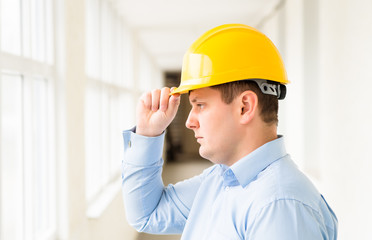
225,186,230,192
128,140,132,148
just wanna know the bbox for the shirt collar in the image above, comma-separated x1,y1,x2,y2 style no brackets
220,136,287,188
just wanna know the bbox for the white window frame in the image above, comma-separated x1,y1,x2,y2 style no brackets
0,0,57,239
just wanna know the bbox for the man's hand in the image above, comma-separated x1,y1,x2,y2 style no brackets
136,87,181,137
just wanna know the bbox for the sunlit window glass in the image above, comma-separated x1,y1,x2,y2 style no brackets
1,0,22,55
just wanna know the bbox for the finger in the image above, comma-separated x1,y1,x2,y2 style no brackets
159,87,170,111
139,91,152,110
145,91,152,110
167,93,181,117
151,89,161,111
170,87,180,101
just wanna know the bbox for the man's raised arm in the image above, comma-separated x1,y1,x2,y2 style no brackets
122,87,192,234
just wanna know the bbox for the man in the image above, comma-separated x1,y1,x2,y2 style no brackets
122,24,338,239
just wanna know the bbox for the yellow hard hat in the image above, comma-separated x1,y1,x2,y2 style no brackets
171,24,289,97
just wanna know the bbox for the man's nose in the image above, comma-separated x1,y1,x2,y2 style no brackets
185,110,199,129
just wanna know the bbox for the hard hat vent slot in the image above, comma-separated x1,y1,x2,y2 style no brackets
250,79,286,100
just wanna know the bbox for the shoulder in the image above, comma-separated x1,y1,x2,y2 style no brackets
246,198,334,240
247,156,323,215
244,157,338,238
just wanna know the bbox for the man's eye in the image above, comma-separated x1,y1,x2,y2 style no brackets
197,104,204,109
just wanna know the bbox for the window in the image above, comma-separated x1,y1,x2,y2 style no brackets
85,0,132,216
85,0,163,217
0,0,56,239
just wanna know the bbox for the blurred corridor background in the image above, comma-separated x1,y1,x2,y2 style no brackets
0,0,371,239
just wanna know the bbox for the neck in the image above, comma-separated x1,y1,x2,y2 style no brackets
226,123,277,166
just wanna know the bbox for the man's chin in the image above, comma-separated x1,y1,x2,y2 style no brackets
199,147,207,159
199,148,213,162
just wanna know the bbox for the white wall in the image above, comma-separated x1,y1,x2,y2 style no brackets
260,0,372,239
318,0,372,239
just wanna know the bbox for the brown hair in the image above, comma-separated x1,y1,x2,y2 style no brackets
211,80,278,125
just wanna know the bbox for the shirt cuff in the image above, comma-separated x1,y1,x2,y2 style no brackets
122,127,165,166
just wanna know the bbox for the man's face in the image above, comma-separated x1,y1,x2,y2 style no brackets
186,87,242,166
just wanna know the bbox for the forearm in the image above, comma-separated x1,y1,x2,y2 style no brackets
122,87,183,233
121,129,165,231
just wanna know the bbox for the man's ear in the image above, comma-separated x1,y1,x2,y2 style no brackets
239,90,258,124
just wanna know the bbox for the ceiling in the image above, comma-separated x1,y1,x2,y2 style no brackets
112,0,282,71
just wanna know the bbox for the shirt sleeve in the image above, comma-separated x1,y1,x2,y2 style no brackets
121,129,203,234
247,199,329,240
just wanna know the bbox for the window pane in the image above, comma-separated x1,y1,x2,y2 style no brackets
31,0,46,61
0,73,24,240
120,93,135,130
45,0,54,64
85,84,103,201
32,78,49,237
22,76,50,238
139,51,152,91
22,0,32,58
23,76,34,238
101,1,113,84
1,0,21,55
101,89,110,184
109,92,120,175
85,0,100,77
123,29,134,88
117,26,125,87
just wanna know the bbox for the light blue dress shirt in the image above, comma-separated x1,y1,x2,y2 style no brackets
122,129,338,239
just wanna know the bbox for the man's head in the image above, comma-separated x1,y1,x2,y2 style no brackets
176,24,288,165
186,80,279,166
